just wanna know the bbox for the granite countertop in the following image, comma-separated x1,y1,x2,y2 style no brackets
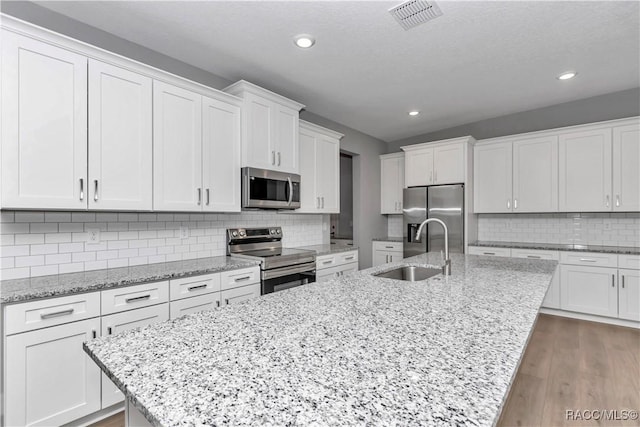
0,257,259,305
84,252,556,426
372,236,404,243
470,241,640,255
296,244,358,256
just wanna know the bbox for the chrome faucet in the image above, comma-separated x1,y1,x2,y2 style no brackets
414,218,451,275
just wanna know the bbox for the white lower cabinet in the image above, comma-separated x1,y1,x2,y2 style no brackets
316,250,359,282
467,246,512,257
372,241,403,267
170,293,221,319
5,318,102,426
221,283,261,305
100,304,169,408
618,269,640,321
560,265,618,317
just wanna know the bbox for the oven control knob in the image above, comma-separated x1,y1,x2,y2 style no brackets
239,230,246,237
231,231,238,237
270,229,276,235
276,229,281,235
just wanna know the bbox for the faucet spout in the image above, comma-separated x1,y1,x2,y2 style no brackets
414,218,451,275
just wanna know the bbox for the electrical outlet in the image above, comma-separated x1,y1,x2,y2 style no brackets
87,229,100,244
603,222,612,231
179,226,189,239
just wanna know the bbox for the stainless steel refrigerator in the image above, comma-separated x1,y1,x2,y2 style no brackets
403,184,464,257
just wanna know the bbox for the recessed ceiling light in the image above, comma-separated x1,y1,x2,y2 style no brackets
408,111,420,116
557,71,577,80
294,34,315,49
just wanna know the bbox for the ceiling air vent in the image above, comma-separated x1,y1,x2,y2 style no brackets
389,0,443,30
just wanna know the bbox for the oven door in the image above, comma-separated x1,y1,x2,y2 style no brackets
261,262,316,294
242,167,300,209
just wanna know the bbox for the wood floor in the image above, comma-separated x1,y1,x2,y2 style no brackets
91,315,639,427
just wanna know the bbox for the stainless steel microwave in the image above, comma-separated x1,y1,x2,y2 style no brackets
241,167,301,209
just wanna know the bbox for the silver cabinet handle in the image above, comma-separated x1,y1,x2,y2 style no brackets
125,294,151,303
108,327,113,335
321,197,325,208
197,188,202,205
483,252,496,255
92,330,97,339
345,256,355,261
277,152,281,166
225,298,230,305
216,300,220,307
622,275,625,288
317,197,320,208
514,198,517,209
579,258,597,263
385,246,394,249
40,308,74,319
234,275,251,282
507,199,511,209
188,284,208,291
271,151,276,165
616,195,620,207
612,274,615,287
526,255,541,259
605,195,610,208
206,188,210,206
322,260,333,265
93,180,99,202
79,178,84,201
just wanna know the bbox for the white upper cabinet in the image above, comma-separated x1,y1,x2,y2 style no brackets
88,60,153,211
1,31,87,209
202,96,242,212
559,128,612,212
380,153,405,214
224,80,304,174
297,121,342,213
512,135,558,212
474,142,513,213
153,81,203,211
612,123,640,211
402,138,470,188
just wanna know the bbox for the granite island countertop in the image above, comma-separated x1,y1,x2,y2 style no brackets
0,256,259,305
84,252,556,427
372,236,404,243
470,240,640,255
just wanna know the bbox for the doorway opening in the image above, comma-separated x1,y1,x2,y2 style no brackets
330,152,353,246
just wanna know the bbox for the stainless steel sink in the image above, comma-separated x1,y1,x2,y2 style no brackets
373,266,442,281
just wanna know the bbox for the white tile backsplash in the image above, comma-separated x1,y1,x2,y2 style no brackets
387,215,403,237
0,211,326,279
477,213,640,247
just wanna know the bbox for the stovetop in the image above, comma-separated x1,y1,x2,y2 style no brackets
237,247,315,259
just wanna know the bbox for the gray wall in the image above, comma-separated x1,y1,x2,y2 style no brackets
301,112,388,269
388,87,640,151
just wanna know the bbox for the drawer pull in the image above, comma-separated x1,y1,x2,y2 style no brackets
612,274,615,287
225,299,230,305
385,246,394,249
526,255,541,259
108,327,113,335
234,275,251,282
92,330,97,339
622,275,625,288
40,308,74,319
187,284,208,291
322,260,333,265
483,252,496,255
579,258,597,263
344,256,355,260
125,294,151,303
216,300,220,307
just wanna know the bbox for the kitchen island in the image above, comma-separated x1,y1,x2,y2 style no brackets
84,252,556,426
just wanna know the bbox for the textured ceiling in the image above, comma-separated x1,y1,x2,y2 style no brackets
35,1,640,142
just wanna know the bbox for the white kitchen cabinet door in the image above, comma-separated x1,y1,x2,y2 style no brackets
1,31,87,209
618,269,640,321
221,283,261,305
542,266,560,309
433,143,464,184
153,81,203,211
5,318,101,426
88,60,152,211
473,142,513,213
559,128,612,212
170,293,221,319
243,92,273,170
380,154,404,214
405,148,434,187
100,304,169,408
373,250,390,267
316,135,340,213
202,96,242,212
560,265,618,317
512,135,558,212
275,104,300,174
298,129,318,212
612,123,640,211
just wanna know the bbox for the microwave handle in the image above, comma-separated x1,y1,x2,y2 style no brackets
287,177,293,206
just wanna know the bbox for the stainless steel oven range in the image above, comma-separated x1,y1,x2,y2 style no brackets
227,227,316,294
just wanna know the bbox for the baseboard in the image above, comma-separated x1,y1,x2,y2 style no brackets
539,308,640,329
63,402,124,427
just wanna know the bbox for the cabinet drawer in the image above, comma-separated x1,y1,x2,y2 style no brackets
560,251,617,268
170,293,221,319
373,241,403,252
101,281,169,315
220,283,260,305
618,254,640,270
337,250,358,265
468,246,512,257
220,267,260,290
101,303,169,336
511,248,560,261
4,292,101,335
169,273,221,301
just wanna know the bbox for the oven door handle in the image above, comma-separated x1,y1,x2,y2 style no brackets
287,177,293,206
261,262,316,281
